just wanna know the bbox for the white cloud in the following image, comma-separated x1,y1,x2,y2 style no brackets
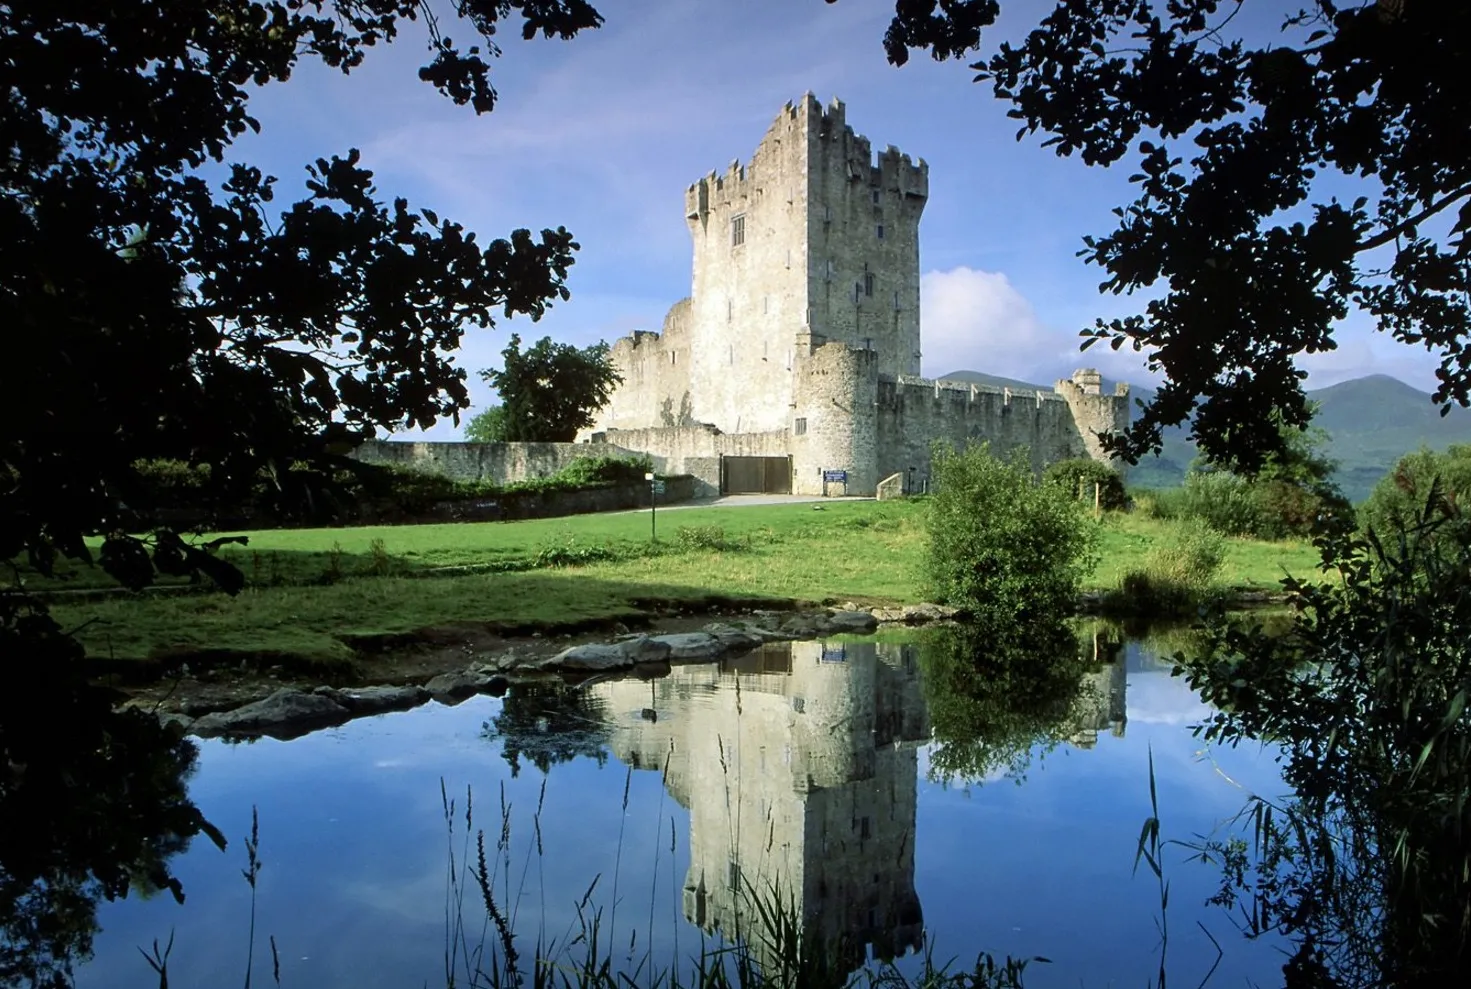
919,266,1156,387
919,267,1051,380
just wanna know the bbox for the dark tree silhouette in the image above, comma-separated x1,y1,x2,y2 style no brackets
882,0,1470,473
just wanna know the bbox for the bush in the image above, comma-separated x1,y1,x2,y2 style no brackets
1112,519,1226,615
1042,458,1128,512
1360,445,1471,540
924,442,1099,617
675,524,742,552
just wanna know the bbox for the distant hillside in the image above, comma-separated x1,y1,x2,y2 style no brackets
938,370,1471,503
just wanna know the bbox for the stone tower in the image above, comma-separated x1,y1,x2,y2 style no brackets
678,95,927,434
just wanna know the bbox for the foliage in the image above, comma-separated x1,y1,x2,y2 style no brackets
1360,443,1471,542
464,404,511,443
482,682,610,777
920,618,1118,784
481,333,623,442
896,1,1471,472
0,1,603,596
1042,457,1127,511
924,443,1099,617
1177,501,1471,986
1110,519,1226,616
1138,417,1351,541
675,525,744,552
0,597,223,986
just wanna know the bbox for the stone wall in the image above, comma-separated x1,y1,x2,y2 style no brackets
351,440,645,485
593,425,791,497
873,370,1131,490
804,97,925,382
592,95,926,443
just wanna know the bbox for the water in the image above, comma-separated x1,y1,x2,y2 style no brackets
68,630,1288,988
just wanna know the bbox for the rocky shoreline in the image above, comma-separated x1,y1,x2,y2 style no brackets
140,603,964,742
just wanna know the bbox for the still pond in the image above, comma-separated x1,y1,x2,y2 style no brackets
73,628,1288,988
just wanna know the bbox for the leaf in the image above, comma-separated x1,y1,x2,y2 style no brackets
99,535,156,591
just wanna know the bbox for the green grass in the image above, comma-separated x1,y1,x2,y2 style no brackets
34,501,1326,666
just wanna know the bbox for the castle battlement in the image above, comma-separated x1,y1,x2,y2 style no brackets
894,374,1066,405
586,97,1130,496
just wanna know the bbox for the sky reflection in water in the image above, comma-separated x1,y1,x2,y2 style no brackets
79,635,1287,989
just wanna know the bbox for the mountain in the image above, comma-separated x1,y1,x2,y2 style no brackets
938,370,1471,503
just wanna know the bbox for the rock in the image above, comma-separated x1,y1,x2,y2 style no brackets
647,632,725,660
778,617,821,638
335,685,430,716
619,635,674,664
902,603,962,623
820,610,879,634
190,688,350,740
870,607,907,623
701,623,767,652
425,669,504,703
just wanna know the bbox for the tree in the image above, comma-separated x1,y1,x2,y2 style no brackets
480,333,622,442
1,1,603,592
885,0,1470,474
0,2,605,976
464,404,510,443
924,442,1099,618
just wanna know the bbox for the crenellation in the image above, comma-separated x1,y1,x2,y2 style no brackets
585,97,1130,495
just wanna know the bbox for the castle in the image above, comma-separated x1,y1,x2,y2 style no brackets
584,95,1131,497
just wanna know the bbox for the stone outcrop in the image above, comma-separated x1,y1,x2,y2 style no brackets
190,688,352,740
175,604,961,742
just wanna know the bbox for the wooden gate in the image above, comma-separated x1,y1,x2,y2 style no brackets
720,456,792,495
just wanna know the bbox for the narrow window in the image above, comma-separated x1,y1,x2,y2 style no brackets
794,417,807,435
853,281,862,303
785,248,791,269
876,224,885,239
871,189,881,205
864,272,875,297
763,295,769,315
824,260,835,282
823,204,832,222
727,298,733,322
728,344,734,365
893,290,901,311
728,861,742,890
731,213,745,247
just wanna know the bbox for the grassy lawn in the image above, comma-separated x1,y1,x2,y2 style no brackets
33,499,1327,665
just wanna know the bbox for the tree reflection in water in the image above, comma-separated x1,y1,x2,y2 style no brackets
1,602,220,989
482,680,612,777
919,616,1125,785
1177,515,1471,989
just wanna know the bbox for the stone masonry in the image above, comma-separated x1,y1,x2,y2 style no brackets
585,95,1131,496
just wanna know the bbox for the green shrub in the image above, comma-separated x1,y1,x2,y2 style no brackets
924,442,1099,617
675,524,742,551
1360,445,1471,540
1112,519,1225,615
1042,458,1128,511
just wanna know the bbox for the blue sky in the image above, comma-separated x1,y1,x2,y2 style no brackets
230,0,1442,439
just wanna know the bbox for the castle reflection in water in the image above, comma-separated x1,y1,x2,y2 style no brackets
586,637,1127,972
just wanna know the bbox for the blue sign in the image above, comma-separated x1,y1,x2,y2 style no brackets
820,645,847,663
822,469,848,483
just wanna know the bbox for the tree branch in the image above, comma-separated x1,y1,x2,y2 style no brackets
1358,183,1471,254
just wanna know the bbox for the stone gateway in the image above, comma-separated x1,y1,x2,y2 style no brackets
583,95,1130,497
